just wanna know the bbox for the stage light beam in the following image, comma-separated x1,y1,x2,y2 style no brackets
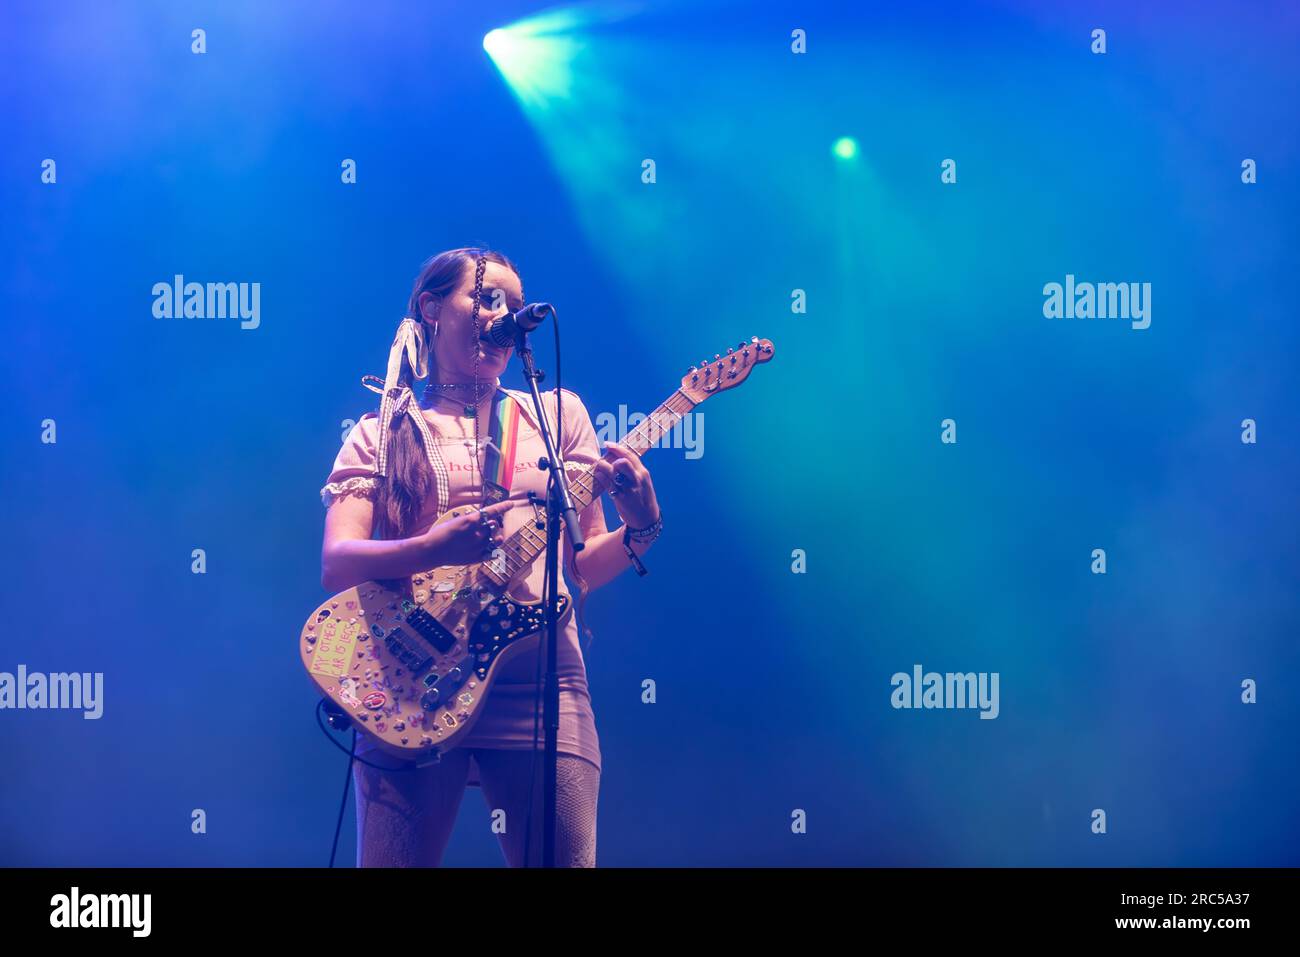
481,13,593,110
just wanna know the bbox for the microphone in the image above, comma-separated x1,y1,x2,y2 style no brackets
480,302,554,348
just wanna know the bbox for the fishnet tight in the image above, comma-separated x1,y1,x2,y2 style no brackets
353,747,599,867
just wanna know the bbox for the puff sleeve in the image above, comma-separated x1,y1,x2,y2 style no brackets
320,413,381,508
550,388,609,540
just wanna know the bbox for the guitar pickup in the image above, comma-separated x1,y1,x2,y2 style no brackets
404,607,457,655
383,631,433,674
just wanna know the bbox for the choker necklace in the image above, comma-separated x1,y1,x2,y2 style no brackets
423,381,498,418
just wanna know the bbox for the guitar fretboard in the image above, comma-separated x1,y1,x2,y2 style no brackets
481,389,697,586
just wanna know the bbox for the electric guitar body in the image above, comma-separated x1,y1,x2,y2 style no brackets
302,336,775,763
300,504,569,761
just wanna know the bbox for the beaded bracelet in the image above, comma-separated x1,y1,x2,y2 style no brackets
621,512,662,576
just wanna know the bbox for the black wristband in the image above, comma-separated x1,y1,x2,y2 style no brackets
625,511,662,543
622,524,649,576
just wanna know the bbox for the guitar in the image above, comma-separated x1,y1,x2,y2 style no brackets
301,336,775,760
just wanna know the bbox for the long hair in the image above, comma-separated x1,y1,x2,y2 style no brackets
373,246,521,540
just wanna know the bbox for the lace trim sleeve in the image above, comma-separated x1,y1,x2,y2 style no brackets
320,475,379,508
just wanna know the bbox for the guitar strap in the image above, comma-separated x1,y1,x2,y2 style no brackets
480,389,523,505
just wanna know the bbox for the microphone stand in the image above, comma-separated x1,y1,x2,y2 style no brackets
507,311,584,868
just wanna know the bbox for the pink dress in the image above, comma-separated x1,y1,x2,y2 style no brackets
320,384,607,786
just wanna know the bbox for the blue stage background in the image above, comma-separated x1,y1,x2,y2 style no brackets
2,0,1297,865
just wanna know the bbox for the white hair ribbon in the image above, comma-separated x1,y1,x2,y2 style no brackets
360,317,450,517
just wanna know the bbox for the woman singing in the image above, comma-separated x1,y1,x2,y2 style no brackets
319,247,662,867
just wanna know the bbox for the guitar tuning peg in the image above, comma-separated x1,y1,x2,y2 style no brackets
726,347,734,354
714,353,720,360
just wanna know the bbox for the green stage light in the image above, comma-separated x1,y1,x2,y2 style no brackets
833,136,859,161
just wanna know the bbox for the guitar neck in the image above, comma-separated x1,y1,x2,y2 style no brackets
482,388,698,585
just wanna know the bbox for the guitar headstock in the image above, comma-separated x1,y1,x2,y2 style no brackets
679,336,775,403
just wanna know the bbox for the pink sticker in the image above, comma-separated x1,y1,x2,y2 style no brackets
337,679,361,709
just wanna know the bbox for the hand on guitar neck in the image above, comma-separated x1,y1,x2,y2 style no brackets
592,440,660,531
